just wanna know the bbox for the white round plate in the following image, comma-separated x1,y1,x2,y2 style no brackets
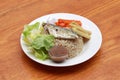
20,13,102,67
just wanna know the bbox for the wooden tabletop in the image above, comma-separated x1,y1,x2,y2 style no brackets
0,0,120,80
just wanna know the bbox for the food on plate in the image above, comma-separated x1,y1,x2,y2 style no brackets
70,22,91,35
49,45,69,62
31,35,55,60
22,18,92,62
55,36,83,58
23,22,55,60
43,23,78,39
69,22,91,39
55,19,82,27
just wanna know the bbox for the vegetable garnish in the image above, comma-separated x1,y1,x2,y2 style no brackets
23,22,40,45
69,22,91,39
32,35,55,60
55,19,82,27
22,22,55,60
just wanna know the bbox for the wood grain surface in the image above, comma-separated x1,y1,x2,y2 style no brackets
0,0,120,80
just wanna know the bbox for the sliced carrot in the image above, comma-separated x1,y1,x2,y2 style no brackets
55,22,66,27
55,22,59,26
56,19,82,27
58,19,64,23
59,23,66,27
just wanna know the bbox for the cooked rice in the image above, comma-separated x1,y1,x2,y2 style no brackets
55,36,84,58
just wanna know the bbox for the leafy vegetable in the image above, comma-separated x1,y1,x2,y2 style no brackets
23,22,41,45
32,35,55,60
34,48,49,60
32,35,55,50
22,22,55,60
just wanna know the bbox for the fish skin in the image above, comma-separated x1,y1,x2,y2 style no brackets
43,23,78,39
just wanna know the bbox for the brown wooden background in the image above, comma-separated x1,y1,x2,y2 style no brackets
0,0,120,80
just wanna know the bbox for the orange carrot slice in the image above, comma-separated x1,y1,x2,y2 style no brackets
56,19,82,27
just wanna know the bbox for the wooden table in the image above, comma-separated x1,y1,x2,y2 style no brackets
0,0,120,80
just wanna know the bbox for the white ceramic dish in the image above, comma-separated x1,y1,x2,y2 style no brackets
20,13,102,67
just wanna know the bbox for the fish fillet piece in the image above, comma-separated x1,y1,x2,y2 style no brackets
43,23,78,39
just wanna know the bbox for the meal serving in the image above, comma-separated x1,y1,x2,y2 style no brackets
22,18,92,62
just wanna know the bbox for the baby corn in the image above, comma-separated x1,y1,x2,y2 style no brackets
69,22,91,39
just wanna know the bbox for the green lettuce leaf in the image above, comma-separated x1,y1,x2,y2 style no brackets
34,48,49,60
22,22,55,60
23,22,40,45
31,35,54,50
